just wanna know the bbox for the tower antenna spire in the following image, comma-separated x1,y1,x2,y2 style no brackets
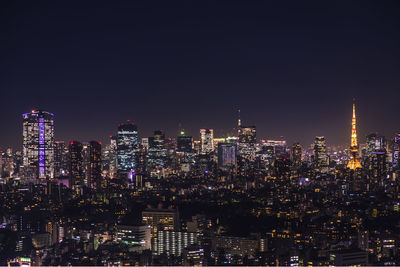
238,109,241,127
347,98,362,169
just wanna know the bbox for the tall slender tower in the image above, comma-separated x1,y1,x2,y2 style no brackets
347,100,362,169
238,109,241,128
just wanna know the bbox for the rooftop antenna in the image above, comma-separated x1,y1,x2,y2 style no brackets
238,109,241,127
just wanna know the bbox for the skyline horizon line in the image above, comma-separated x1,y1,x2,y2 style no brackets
1,103,399,152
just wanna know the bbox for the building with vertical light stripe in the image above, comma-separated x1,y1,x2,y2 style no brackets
22,110,55,181
117,121,138,177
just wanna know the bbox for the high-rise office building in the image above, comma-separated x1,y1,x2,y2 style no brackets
54,141,68,178
314,136,328,173
177,131,193,153
117,121,138,176
347,101,362,170
291,143,302,169
148,130,167,170
218,142,237,172
238,126,256,157
177,131,194,167
365,133,387,180
141,137,149,150
69,141,83,190
393,133,400,170
81,142,90,185
238,126,256,145
237,111,256,156
22,110,55,180
366,133,386,158
102,135,118,177
200,129,214,154
87,141,102,188
238,124,256,175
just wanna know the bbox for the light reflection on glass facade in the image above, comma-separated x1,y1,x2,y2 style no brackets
117,121,138,175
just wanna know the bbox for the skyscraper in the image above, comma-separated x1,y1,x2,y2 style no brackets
237,120,256,174
314,136,328,173
365,133,386,158
200,129,214,154
237,112,256,159
54,141,68,178
218,142,237,172
238,126,256,146
87,141,102,188
177,131,195,170
365,133,387,180
347,101,362,170
22,110,55,180
291,142,302,169
177,131,193,153
102,135,118,177
393,133,400,170
117,121,138,176
148,130,167,170
69,141,83,190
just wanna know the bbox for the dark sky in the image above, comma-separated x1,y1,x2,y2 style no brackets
1,1,399,150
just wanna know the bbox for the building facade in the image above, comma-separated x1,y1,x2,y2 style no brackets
200,129,214,154
117,122,138,176
22,110,55,180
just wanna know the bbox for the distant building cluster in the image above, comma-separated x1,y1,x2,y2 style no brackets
0,102,399,266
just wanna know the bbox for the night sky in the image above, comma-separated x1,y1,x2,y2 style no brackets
1,1,400,150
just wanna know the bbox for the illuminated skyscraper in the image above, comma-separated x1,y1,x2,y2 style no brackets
314,136,328,173
177,131,194,165
347,101,362,170
393,133,400,170
117,121,138,175
22,110,55,180
103,135,118,177
365,133,387,179
238,123,256,158
238,126,256,145
237,120,256,174
200,129,214,154
291,142,302,169
69,141,83,189
177,131,193,153
87,141,102,188
54,141,68,177
148,130,167,170
365,133,386,158
218,142,237,172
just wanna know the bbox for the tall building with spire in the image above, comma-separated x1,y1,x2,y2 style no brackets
347,101,362,170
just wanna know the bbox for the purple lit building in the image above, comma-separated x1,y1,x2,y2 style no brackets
22,110,55,181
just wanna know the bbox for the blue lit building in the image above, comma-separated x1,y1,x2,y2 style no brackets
117,121,138,176
22,110,55,181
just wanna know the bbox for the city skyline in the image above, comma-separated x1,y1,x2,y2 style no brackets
0,100,398,151
1,1,400,149
1,2,400,265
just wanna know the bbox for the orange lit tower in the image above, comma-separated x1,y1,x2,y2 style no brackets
347,100,362,169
